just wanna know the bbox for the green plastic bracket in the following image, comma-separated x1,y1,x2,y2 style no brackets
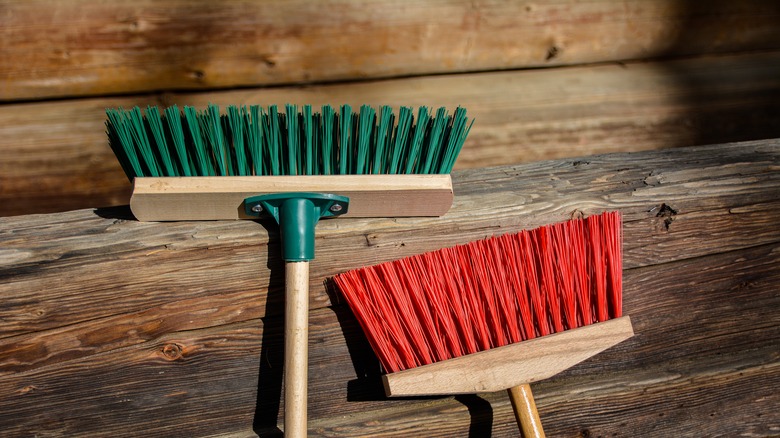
244,192,349,262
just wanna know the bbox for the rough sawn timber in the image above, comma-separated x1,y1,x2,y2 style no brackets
3,51,780,217
0,140,778,437
3,0,780,101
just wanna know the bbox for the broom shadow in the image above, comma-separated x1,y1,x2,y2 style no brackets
325,281,494,437
252,220,286,437
92,208,289,435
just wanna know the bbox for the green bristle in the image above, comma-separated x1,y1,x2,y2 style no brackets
106,108,142,179
145,106,178,176
201,104,229,175
355,105,375,174
372,106,394,174
227,105,248,176
265,105,282,175
164,105,193,176
183,106,215,176
105,104,472,180
285,104,300,175
405,106,430,174
420,107,448,174
321,105,336,175
128,107,161,176
338,105,353,175
302,105,315,175
442,107,474,173
246,105,264,176
389,106,413,174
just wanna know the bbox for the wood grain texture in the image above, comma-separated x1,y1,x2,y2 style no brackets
3,51,780,217
0,140,778,437
2,0,779,101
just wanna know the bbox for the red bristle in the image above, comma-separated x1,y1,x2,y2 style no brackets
537,226,565,333
551,221,578,331
604,212,623,318
332,211,623,373
499,233,536,341
367,268,416,372
402,256,450,363
467,241,506,348
570,219,592,327
373,264,424,371
454,244,493,351
420,251,466,358
587,215,609,322
518,230,550,337
336,269,403,372
427,249,469,356
380,261,434,368
495,237,524,344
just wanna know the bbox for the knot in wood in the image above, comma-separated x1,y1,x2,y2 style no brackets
161,343,184,361
656,203,678,231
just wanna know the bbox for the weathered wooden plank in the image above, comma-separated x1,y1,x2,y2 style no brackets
1,240,777,437
1,141,778,437
0,319,264,437
310,366,780,438
3,51,780,217
1,140,777,348
2,0,779,101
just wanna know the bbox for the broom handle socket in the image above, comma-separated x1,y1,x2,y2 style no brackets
508,384,546,438
285,261,309,438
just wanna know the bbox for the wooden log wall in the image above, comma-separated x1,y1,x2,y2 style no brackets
1,140,778,437
2,0,780,216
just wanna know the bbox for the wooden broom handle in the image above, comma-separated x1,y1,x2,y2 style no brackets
285,261,309,438
508,384,546,438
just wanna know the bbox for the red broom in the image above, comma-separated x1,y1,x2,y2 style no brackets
333,211,633,437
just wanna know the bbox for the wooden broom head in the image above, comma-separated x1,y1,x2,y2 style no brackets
382,316,633,396
105,104,472,221
128,175,454,221
333,211,633,396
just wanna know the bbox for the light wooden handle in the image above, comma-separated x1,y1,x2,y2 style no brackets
284,261,309,438
508,384,545,438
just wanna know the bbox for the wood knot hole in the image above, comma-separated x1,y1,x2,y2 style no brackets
162,343,184,361
656,203,678,230
189,69,206,82
546,45,561,61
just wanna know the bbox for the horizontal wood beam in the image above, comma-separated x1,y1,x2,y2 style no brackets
2,0,780,101
2,51,780,217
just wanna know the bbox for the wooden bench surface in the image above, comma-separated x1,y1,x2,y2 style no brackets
1,139,778,437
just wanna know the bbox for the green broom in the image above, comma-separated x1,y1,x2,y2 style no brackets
105,103,472,437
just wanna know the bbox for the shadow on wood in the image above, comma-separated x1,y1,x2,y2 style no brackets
327,283,497,438
664,1,780,147
325,282,385,403
252,221,285,437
